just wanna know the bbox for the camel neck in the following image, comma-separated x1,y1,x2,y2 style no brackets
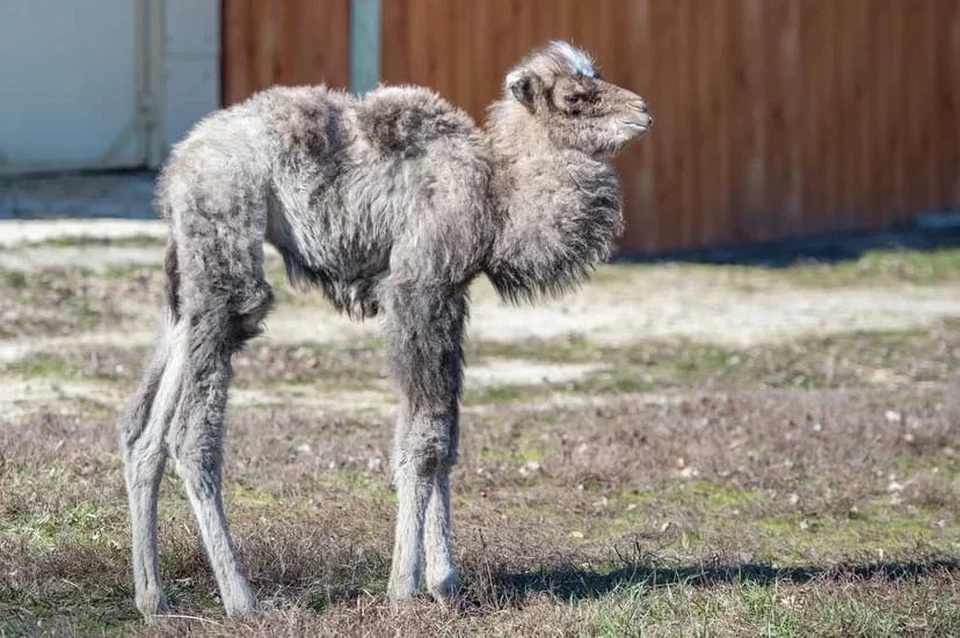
480,100,624,304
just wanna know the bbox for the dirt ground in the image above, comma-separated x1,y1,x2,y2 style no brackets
1,222,958,636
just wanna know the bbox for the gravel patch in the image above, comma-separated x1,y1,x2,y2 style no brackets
4,220,960,365
468,278,960,347
465,359,600,386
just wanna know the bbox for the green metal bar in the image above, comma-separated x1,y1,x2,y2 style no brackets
350,0,381,95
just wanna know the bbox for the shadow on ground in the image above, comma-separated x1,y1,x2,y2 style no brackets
276,550,960,611
615,217,960,268
486,557,960,605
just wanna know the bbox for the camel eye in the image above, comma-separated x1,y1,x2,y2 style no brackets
564,93,583,106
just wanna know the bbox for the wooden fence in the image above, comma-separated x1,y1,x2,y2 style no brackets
222,0,350,106
223,0,960,256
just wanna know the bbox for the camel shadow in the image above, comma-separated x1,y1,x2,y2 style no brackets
253,542,959,612
479,557,960,606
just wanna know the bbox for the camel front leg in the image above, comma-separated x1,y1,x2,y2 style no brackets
424,465,459,599
388,409,456,601
383,285,466,603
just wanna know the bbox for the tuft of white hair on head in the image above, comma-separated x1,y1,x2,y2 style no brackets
505,69,524,91
548,40,596,78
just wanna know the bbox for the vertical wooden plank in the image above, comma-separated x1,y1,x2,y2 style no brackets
889,0,909,221
407,0,431,87
932,0,960,211
514,0,536,78
798,0,824,235
472,0,500,121
863,0,881,227
854,0,875,231
949,0,960,209
786,1,803,235
274,0,298,86
839,0,871,231
693,0,718,248
923,1,941,213
677,0,697,250
710,0,733,248
298,0,325,84
555,0,573,43
329,0,351,88
821,0,842,234
632,0,656,254
900,2,933,219
867,0,908,226
928,0,946,211
741,0,767,242
588,0,614,77
823,0,843,233
223,0,349,105
451,1,474,116
615,0,654,254
252,3,276,92
764,0,804,240
438,0,457,101
835,0,853,231
798,0,817,234
221,0,251,105
722,0,753,244
380,0,410,83
866,0,892,227
648,0,683,251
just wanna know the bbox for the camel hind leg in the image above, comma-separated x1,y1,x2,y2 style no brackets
165,267,273,618
120,315,183,617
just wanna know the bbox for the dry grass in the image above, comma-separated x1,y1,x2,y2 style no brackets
2,248,960,636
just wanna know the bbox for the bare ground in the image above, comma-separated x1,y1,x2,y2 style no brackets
1,225,958,636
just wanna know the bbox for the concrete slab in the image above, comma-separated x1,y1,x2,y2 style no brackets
0,219,166,248
0,170,157,220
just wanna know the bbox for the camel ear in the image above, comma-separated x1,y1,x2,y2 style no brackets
506,71,540,113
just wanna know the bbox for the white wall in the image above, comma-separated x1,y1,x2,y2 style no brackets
0,1,144,173
160,0,220,158
0,0,220,174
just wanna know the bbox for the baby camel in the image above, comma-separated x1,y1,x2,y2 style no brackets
119,40,652,618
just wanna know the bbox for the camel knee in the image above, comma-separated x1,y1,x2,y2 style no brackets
229,282,274,350
168,431,221,489
395,414,459,478
409,435,452,477
166,400,224,495
120,386,171,476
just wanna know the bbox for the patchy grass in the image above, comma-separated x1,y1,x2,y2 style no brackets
779,248,960,288
638,247,960,290
2,378,957,635
0,266,162,339
460,321,960,404
6,320,959,411
33,234,166,249
598,247,960,291
2,245,960,635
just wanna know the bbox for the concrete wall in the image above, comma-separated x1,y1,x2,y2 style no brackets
0,0,220,174
160,0,220,159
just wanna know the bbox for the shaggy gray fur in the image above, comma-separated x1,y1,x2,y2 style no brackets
119,40,652,618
